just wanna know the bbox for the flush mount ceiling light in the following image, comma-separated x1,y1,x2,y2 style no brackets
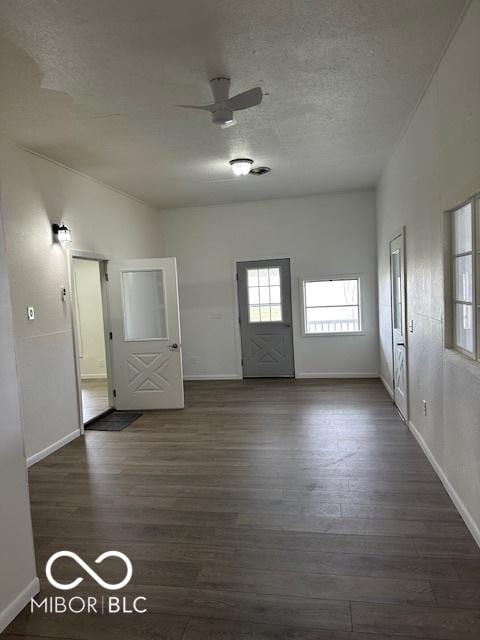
52,223,72,244
229,158,253,176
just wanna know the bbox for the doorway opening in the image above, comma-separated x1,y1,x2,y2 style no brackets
72,258,112,424
390,230,408,421
236,258,295,378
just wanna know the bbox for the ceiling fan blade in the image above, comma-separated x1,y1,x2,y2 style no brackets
176,103,215,111
225,87,263,111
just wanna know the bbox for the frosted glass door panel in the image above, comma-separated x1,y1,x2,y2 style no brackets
122,270,167,340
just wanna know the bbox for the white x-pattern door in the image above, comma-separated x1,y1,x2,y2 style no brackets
108,258,184,410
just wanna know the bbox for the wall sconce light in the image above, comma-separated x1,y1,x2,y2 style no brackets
52,223,72,244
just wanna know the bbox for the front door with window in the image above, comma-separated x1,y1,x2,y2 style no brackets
237,258,294,378
390,233,408,420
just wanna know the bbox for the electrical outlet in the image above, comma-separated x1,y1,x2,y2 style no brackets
423,400,427,417
27,306,35,321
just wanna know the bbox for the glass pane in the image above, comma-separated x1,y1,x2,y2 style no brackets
271,305,282,321
270,286,281,304
249,306,260,322
453,203,472,254
259,287,270,304
305,279,358,307
247,265,283,322
454,255,473,302
306,306,359,334
260,305,271,321
391,251,402,331
248,287,259,304
247,269,259,286
269,268,280,286
455,303,473,353
258,269,269,286
122,270,167,340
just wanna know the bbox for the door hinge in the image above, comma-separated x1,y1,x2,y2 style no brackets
109,331,113,340
238,316,241,325
241,358,243,366
113,389,117,398
105,272,109,282
236,273,239,281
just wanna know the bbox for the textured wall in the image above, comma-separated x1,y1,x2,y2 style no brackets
0,191,37,629
0,141,161,461
377,0,480,542
160,191,379,379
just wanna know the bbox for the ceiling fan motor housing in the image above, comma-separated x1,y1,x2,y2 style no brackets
212,108,234,126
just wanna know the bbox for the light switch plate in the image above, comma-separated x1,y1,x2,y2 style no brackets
27,306,35,321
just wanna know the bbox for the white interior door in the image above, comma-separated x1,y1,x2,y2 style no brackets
108,258,184,410
390,234,408,421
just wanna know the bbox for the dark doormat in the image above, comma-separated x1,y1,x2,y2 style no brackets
84,411,143,431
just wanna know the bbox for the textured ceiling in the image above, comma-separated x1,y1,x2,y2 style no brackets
0,0,467,209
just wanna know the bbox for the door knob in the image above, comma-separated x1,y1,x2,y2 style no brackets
169,343,178,349
397,342,405,347
284,323,291,327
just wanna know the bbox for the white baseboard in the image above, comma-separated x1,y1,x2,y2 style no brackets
380,374,394,398
26,429,80,467
81,373,107,380
183,374,242,381
408,419,480,550
0,577,39,633
295,372,379,379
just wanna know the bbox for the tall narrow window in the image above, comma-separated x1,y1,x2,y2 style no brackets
452,202,475,356
302,277,361,335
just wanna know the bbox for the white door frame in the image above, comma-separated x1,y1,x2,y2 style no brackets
389,227,409,421
68,249,114,433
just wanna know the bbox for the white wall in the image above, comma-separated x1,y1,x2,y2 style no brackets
160,191,378,379
0,197,38,631
0,141,162,462
377,0,480,544
73,259,107,379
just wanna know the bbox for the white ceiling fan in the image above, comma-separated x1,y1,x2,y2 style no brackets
177,77,263,128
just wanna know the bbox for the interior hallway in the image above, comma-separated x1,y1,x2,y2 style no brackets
81,379,110,423
6,379,480,639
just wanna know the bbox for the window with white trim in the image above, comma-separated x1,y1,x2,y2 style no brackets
302,277,361,335
451,199,479,359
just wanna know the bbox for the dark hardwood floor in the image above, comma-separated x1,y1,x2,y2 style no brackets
5,379,480,639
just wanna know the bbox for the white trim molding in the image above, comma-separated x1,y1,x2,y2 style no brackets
26,429,80,467
183,374,242,381
0,577,39,633
295,372,379,379
409,419,480,550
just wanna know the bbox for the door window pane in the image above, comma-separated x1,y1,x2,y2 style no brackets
455,303,473,353
453,203,472,254
247,267,283,322
454,255,473,302
122,270,167,340
303,278,361,334
391,251,402,331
